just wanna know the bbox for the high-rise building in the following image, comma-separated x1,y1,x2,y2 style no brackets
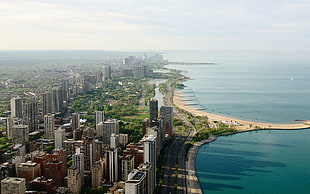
12,125,28,144
160,106,174,135
108,149,119,183
71,113,80,131
91,160,103,188
125,170,146,194
149,99,158,122
67,166,81,194
44,114,54,139
23,100,38,133
54,127,65,149
6,117,14,138
142,118,150,136
10,97,23,118
142,135,156,193
137,163,152,194
73,148,84,184
42,92,53,115
119,133,129,147
110,133,119,149
52,86,63,113
121,155,135,181
1,177,26,194
95,111,104,127
16,161,41,183
102,119,119,145
103,66,111,80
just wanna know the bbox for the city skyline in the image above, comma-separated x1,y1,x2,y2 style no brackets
1,0,310,51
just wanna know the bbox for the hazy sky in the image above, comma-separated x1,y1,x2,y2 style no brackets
1,0,310,51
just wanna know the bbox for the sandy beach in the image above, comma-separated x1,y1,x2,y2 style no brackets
173,91,310,131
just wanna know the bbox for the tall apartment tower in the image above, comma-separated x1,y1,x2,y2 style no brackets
23,100,38,132
6,117,14,138
95,111,104,127
1,177,26,194
149,98,158,122
71,113,80,131
12,125,28,144
103,66,112,80
121,155,135,181
54,127,65,149
160,106,174,135
44,114,54,139
125,170,146,194
110,133,119,149
10,96,23,118
67,166,81,194
102,119,119,145
142,135,156,193
52,86,63,113
91,160,103,188
73,148,84,184
42,92,52,115
108,149,119,183
138,163,152,194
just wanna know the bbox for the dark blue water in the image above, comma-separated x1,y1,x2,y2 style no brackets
196,130,310,193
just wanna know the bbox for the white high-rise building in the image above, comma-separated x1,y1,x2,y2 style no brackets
125,170,146,194
108,149,119,183
10,97,23,118
110,133,119,149
95,111,104,127
142,135,156,193
54,127,65,149
44,114,54,139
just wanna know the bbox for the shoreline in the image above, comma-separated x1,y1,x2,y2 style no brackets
174,90,310,194
174,91,310,131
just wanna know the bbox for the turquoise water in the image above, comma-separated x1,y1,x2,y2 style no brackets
196,130,310,193
165,53,310,124
164,50,310,193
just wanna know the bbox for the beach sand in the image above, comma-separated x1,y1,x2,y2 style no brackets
173,91,310,131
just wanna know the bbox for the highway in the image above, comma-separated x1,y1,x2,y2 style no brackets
157,81,197,194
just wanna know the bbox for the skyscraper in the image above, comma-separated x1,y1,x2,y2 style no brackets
54,127,65,149
149,98,158,122
142,135,156,193
44,114,54,139
73,148,84,185
67,166,81,194
23,99,38,133
10,96,23,118
12,125,28,144
6,117,14,138
108,149,119,183
160,106,174,135
102,119,119,145
125,170,146,194
71,113,80,131
42,92,52,115
52,86,63,113
95,111,104,127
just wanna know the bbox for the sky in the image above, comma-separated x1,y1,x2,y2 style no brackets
1,0,310,51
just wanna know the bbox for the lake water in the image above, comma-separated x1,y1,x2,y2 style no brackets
164,50,310,193
196,130,310,194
